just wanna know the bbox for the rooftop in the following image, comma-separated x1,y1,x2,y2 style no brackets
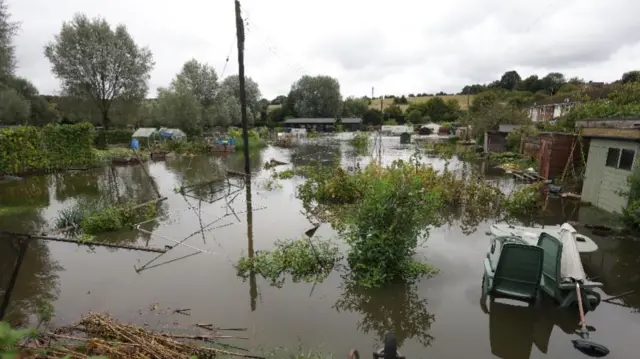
283,118,362,124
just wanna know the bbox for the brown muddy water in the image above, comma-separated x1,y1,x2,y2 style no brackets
1,136,639,359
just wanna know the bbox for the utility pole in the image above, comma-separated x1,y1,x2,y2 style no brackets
235,0,256,312
372,86,374,99
235,0,250,176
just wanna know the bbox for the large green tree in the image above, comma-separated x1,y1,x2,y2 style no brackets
217,74,261,126
174,59,219,110
288,75,342,118
0,0,16,80
154,80,203,135
498,70,521,90
341,96,369,118
44,14,154,129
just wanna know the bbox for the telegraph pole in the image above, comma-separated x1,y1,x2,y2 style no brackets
235,0,250,176
235,0,256,312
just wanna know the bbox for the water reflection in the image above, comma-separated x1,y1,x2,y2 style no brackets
245,175,258,312
482,299,581,358
333,280,435,348
53,171,101,202
0,176,50,208
0,235,62,326
291,144,341,168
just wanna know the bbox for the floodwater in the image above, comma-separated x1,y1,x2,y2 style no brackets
1,136,639,359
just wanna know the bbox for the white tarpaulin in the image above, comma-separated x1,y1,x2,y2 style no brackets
559,223,587,282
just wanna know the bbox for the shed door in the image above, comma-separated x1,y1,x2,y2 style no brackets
583,145,606,205
539,139,551,179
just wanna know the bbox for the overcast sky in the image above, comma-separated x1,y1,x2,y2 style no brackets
8,0,640,99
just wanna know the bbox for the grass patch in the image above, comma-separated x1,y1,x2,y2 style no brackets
235,238,343,287
55,198,157,235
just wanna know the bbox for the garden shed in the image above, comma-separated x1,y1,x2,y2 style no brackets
577,119,640,213
159,127,187,141
131,127,158,148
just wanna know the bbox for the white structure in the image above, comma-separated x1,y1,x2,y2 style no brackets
528,101,578,122
380,125,413,135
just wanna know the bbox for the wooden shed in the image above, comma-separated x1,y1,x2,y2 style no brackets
520,132,590,180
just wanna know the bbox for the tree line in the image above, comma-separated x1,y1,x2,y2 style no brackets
1,0,639,135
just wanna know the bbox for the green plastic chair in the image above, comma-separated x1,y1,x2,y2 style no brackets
536,232,603,311
483,243,544,305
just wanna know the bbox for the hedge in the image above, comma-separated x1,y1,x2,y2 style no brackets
0,123,96,175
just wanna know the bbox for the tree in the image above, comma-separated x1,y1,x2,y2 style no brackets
342,97,369,118
540,72,566,94
44,14,154,130
0,0,17,80
406,109,423,124
271,95,287,105
517,75,543,93
383,103,403,120
288,75,342,118
470,91,499,113
174,59,219,109
0,87,29,124
470,102,529,137
217,75,261,126
154,81,203,135
621,70,640,84
362,108,383,125
393,95,408,105
498,70,521,90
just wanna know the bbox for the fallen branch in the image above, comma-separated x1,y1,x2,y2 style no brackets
160,333,249,340
0,231,167,253
132,197,168,210
173,308,191,316
195,323,247,331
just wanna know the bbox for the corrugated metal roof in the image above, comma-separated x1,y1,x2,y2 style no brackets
283,118,362,124
132,127,157,138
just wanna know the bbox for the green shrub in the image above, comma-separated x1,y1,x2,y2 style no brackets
0,123,95,175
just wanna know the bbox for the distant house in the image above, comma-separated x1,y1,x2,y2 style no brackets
578,118,640,213
528,101,578,122
380,125,414,136
282,118,362,132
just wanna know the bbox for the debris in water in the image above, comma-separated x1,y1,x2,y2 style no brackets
23,312,262,359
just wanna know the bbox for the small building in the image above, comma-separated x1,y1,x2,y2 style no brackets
380,125,414,135
400,132,411,144
484,130,508,153
131,127,159,148
484,124,532,154
158,127,187,141
520,132,589,180
578,118,640,213
282,118,362,132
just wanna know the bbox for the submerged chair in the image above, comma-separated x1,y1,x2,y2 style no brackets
483,242,544,305
536,231,602,311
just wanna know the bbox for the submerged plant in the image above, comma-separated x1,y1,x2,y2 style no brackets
235,238,343,287
54,198,157,235
296,159,541,287
349,133,370,155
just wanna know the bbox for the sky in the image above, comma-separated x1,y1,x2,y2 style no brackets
8,0,640,100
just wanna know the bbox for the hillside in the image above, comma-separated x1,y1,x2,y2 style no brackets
267,94,474,114
368,94,473,112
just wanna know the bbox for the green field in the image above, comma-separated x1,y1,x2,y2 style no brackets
267,94,474,113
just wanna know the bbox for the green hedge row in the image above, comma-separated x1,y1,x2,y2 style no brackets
99,129,134,146
0,123,96,175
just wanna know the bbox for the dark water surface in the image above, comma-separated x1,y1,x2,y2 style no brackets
1,136,639,359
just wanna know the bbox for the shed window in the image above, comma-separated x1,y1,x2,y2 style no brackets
606,148,620,167
619,149,636,171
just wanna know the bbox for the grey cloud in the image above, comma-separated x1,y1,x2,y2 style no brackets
6,0,640,99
